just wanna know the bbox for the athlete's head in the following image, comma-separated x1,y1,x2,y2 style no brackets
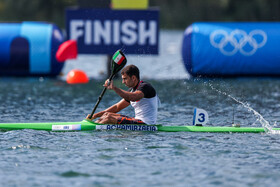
121,65,140,80
121,65,140,88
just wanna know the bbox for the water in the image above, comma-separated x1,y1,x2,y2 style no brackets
208,82,274,133
1,30,280,186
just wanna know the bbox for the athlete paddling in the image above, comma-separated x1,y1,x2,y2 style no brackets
87,65,158,124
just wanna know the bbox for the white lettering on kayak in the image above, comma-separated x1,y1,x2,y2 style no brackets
96,124,158,131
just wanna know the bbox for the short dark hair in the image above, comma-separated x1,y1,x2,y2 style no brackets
121,65,140,79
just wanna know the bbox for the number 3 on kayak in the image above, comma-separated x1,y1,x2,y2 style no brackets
193,108,209,126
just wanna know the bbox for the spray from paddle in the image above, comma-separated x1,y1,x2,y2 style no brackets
207,83,280,134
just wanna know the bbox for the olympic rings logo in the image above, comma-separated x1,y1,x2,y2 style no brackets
210,29,267,56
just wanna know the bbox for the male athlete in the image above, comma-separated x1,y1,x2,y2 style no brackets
87,65,158,124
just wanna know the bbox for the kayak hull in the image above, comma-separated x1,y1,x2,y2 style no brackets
0,120,279,133
0,121,95,131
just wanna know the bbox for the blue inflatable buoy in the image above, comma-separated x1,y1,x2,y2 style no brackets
182,22,280,77
0,22,65,76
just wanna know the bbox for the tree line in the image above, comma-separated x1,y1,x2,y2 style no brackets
0,0,279,29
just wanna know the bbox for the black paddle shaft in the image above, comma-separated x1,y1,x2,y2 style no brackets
88,49,127,119
89,74,114,119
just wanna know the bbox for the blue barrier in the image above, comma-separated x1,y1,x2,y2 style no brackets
182,22,280,76
0,22,64,76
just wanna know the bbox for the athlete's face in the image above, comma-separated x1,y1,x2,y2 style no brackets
122,73,137,88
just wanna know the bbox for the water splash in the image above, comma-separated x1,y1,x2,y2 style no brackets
208,83,280,134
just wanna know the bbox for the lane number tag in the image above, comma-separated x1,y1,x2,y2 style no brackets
193,108,209,126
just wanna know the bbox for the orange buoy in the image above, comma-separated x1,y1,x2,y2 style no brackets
66,69,89,84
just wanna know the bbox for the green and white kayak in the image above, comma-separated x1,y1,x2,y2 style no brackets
0,120,279,133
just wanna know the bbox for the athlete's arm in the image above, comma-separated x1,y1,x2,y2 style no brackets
87,99,130,120
105,99,130,113
105,79,144,101
113,87,144,101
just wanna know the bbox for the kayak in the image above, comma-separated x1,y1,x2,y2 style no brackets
0,120,279,133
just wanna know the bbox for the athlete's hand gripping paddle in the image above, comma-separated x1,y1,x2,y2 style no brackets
88,50,127,119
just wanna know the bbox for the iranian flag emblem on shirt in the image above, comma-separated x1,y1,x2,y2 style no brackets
113,51,125,65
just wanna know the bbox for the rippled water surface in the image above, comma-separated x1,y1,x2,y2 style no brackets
1,30,280,186
1,78,280,187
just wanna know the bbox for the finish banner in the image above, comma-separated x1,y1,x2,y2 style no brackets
66,8,159,54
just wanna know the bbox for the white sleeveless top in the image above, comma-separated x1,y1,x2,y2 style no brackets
129,81,158,124
131,96,158,124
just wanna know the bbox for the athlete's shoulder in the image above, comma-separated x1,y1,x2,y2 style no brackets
138,81,156,98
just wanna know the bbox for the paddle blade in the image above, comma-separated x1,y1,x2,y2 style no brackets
111,50,127,76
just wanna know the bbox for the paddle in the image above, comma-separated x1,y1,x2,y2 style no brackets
88,50,127,119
